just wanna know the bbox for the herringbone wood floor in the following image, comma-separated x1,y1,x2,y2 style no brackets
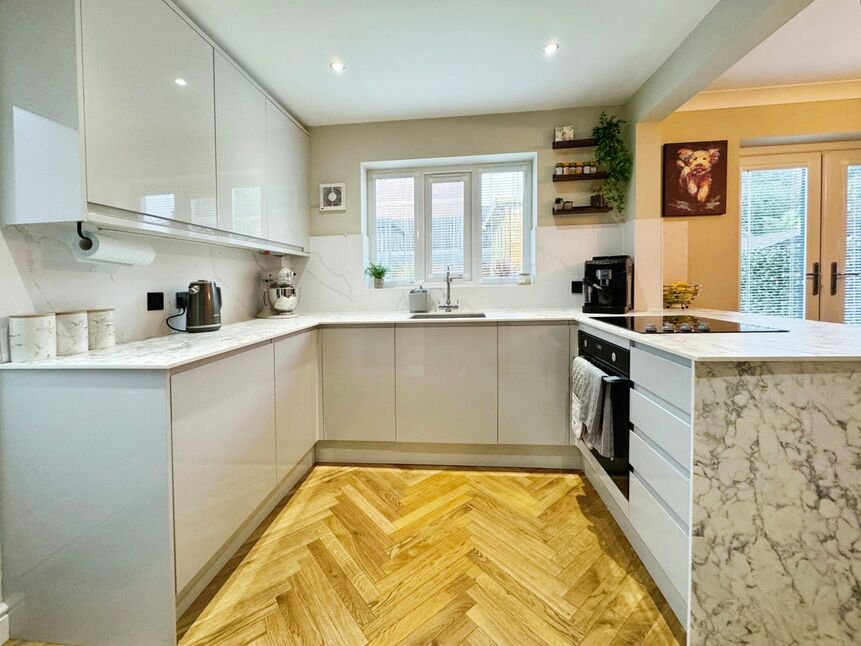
178,465,685,645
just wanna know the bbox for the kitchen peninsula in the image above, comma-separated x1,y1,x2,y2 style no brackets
1,309,858,645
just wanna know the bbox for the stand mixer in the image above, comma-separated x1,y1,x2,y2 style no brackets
256,268,300,318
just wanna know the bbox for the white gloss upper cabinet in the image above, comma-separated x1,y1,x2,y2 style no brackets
322,327,396,441
498,324,570,445
81,0,216,224
171,344,277,594
274,331,319,481
396,325,497,444
266,99,310,250
214,52,267,236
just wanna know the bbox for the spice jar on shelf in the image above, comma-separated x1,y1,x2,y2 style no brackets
555,163,563,176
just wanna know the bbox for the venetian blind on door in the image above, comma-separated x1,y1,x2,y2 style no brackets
844,165,861,324
740,167,809,318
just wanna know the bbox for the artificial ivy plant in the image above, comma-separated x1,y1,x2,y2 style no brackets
592,112,633,214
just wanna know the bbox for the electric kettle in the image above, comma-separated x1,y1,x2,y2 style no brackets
186,279,222,332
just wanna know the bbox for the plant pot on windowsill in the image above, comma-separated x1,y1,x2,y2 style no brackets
366,263,389,289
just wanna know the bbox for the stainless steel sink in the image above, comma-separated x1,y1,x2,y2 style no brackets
410,312,487,319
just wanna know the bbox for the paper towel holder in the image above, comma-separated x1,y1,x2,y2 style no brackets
77,221,94,251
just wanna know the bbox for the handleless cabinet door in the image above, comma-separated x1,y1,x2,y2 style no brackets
81,0,216,223
396,325,497,444
215,52,267,236
274,330,319,481
266,99,310,250
171,344,277,594
498,323,570,445
322,327,395,441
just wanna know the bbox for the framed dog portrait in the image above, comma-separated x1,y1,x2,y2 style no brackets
662,140,728,216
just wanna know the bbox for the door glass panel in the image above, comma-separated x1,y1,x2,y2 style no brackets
844,165,861,324
740,167,808,318
429,179,465,277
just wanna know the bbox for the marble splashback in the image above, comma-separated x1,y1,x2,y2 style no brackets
294,225,625,312
0,224,275,362
691,361,861,645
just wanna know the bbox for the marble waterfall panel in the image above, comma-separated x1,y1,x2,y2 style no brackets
691,361,861,645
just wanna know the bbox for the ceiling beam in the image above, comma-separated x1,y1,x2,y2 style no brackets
625,0,813,123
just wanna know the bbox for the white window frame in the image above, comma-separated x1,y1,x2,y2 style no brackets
365,156,534,287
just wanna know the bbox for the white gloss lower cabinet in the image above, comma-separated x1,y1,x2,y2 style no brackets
171,344,277,593
274,331,319,480
396,325,497,444
498,323,570,445
322,326,396,441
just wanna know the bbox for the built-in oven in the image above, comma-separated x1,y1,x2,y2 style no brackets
578,330,631,499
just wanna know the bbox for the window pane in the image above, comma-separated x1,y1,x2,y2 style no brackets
430,179,465,276
374,176,415,281
740,167,808,318
845,165,861,324
481,170,524,280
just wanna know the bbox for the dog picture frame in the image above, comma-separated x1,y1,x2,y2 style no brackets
662,140,728,216
319,183,345,211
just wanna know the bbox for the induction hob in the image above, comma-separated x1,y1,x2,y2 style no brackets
592,315,789,334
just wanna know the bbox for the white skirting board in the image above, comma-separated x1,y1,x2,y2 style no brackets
316,440,582,470
578,444,689,629
175,448,315,616
0,602,9,643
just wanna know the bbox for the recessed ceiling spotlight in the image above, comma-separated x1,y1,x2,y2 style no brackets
174,78,188,86
542,42,560,55
330,61,346,73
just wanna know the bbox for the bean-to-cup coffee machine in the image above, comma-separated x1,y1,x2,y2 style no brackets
582,255,634,314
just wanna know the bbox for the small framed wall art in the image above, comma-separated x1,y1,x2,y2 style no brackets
554,125,575,142
319,183,345,211
662,140,728,216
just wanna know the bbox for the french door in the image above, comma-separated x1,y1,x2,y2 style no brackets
740,148,861,323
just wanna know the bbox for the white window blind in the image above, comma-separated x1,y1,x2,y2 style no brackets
374,176,416,281
142,193,175,218
232,186,263,237
429,177,466,278
481,170,525,280
844,165,861,324
740,167,808,318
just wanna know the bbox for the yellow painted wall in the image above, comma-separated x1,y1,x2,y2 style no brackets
308,106,626,236
659,98,861,310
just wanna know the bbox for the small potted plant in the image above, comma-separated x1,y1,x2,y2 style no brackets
365,263,389,288
592,112,633,215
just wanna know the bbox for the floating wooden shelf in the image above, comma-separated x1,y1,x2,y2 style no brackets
552,138,597,149
553,206,612,216
552,172,608,182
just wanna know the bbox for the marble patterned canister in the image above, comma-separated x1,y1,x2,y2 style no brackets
87,308,116,350
56,311,89,356
9,313,57,362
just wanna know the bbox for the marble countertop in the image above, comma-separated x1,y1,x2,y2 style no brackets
2,308,861,370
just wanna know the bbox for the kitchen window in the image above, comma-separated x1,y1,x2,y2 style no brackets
366,158,534,285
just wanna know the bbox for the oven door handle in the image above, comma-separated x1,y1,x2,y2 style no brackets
602,375,630,385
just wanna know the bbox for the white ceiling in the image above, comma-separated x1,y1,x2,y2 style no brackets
708,0,861,91
174,0,718,126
